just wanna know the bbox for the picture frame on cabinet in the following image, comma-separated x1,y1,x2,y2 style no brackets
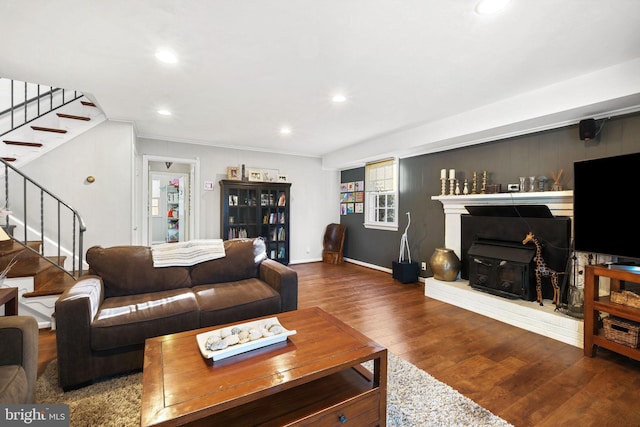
248,169,263,182
261,168,279,182
227,166,240,180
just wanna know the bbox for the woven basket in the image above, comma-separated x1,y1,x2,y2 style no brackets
603,316,640,348
611,290,640,309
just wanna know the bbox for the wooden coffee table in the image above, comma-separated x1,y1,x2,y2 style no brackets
141,307,387,426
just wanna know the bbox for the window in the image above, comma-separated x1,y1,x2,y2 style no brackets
364,158,398,231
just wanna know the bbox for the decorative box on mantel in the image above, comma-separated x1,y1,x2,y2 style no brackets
425,190,583,348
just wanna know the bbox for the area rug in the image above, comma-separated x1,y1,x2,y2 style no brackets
37,353,513,426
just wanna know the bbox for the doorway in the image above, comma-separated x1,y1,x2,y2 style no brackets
142,155,200,246
150,171,189,244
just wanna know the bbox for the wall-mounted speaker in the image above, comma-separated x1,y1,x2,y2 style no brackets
579,118,597,140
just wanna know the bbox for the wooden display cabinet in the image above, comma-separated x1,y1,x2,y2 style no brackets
220,180,291,265
584,264,640,361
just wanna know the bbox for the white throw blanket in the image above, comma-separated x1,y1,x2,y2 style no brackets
151,239,226,267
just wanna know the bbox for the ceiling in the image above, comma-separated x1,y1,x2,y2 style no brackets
2,1,640,169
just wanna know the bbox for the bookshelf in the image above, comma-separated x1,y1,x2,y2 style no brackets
219,180,291,264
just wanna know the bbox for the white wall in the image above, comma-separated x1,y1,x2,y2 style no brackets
20,120,135,250
136,138,339,263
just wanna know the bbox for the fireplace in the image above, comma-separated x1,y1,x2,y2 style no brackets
425,191,584,348
467,239,535,300
461,204,572,302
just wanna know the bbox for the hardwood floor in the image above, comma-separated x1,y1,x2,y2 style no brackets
38,261,640,426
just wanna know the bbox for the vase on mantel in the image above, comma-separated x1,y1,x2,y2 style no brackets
429,248,461,281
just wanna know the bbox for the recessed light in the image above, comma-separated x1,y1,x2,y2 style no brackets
475,0,510,14
280,127,292,135
157,109,172,116
332,94,347,103
155,50,178,64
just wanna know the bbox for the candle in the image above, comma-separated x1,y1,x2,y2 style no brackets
449,169,455,180
440,169,446,179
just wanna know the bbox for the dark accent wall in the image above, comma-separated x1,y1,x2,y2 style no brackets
341,112,640,276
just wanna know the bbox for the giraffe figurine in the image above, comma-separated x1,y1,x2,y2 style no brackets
522,232,563,307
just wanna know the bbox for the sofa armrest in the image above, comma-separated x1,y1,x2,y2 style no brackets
54,275,104,389
259,259,298,312
0,315,38,403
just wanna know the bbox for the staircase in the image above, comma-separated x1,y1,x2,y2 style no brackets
0,78,106,168
0,240,77,297
0,78,101,327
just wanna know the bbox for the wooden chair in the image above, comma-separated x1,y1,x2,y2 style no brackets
322,223,346,264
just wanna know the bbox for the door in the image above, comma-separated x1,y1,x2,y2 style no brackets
149,171,190,244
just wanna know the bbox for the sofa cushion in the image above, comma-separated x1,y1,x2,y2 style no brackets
193,278,281,327
190,238,263,285
86,245,192,297
91,289,199,351
0,365,28,404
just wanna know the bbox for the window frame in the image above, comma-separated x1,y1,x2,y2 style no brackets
363,158,399,231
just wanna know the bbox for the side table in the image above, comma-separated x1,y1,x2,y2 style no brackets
0,287,18,315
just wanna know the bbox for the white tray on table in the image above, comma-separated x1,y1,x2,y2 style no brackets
196,317,296,361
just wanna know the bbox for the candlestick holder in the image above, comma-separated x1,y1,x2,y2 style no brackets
449,178,455,196
454,180,461,195
471,171,478,194
463,179,469,195
481,171,487,194
440,178,447,195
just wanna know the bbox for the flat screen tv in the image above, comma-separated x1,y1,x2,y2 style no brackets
573,152,640,261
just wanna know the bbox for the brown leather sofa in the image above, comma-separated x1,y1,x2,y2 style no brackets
55,238,297,390
0,315,38,403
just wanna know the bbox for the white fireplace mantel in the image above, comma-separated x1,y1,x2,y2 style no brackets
432,190,573,258
427,190,582,348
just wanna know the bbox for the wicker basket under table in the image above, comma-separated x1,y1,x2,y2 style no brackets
603,316,640,348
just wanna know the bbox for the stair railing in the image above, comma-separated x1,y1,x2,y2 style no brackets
0,78,84,137
1,158,86,278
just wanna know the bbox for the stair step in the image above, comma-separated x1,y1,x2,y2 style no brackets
31,126,67,134
56,113,91,121
23,272,77,297
1,157,16,162
81,101,96,107
3,140,44,147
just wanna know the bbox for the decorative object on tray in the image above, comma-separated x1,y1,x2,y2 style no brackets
196,317,296,361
